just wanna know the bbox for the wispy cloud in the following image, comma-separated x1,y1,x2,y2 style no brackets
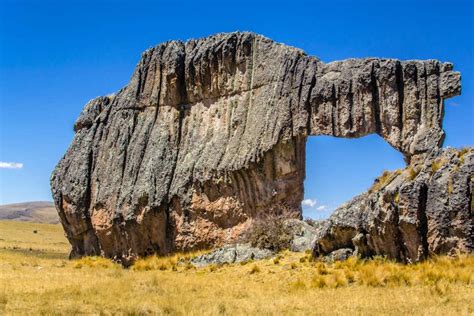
447,101,460,107
301,198,317,208
316,205,327,211
0,162,24,169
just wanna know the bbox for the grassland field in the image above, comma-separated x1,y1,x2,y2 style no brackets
0,220,473,315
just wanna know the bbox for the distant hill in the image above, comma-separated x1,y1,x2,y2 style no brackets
0,201,59,224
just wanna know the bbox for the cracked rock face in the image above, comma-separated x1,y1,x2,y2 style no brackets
51,32,462,262
313,148,473,262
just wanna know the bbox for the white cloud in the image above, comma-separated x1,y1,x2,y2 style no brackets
301,198,317,208
316,205,327,211
0,162,24,169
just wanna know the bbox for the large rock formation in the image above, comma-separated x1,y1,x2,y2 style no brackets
51,32,462,262
313,148,473,262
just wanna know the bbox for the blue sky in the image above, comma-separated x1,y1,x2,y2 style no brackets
0,0,472,219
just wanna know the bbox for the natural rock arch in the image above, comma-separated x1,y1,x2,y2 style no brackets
51,32,461,261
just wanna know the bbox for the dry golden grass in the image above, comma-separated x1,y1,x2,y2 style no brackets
406,166,420,181
431,158,446,173
1,220,473,315
369,169,402,193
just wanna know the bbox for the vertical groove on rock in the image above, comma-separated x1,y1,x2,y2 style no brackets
435,64,443,127
83,123,101,255
422,64,428,125
331,84,337,135
370,63,381,134
305,75,316,134
418,184,429,259
115,111,137,213
348,80,354,133
395,61,404,140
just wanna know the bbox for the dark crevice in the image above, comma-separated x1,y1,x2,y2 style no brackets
135,67,143,99
391,205,405,261
348,80,354,132
435,63,443,126
423,65,428,125
331,84,337,135
287,54,300,137
296,64,306,107
370,63,381,134
395,61,404,137
305,74,317,134
467,176,473,226
82,123,101,256
417,184,429,258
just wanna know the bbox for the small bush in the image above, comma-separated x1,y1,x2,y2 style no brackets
240,211,294,252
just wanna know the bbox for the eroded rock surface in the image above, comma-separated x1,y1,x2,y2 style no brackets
285,219,321,252
51,32,462,261
190,243,274,267
313,148,474,262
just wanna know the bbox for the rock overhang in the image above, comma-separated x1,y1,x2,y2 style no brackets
51,31,462,261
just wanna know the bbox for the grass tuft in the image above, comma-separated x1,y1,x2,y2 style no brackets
369,170,401,193
73,256,119,269
249,264,261,274
406,166,420,181
457,147,470,165
431,158,445,173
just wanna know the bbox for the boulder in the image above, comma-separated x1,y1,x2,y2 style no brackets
190,243,274,267
285,219,322,252
324,248,354,263
51,32,462,262
313,148,474,262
